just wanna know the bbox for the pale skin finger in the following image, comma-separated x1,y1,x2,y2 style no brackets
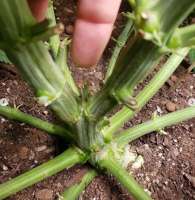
27,0,122,67
72,0,122,67
27,0,48,22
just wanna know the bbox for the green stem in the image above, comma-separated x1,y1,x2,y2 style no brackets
131,0,195,45
47,2,79,96
168,24,195,49
97,149,152,200
89,39,160,120
56,39,80,96
101,48,189,140
46,1,60,58
8,41,79,124
0,49,11,64
60,170,97,200
0,147,87,200
115,106,195,147
0,105,74,140
30,23,64,43
0,0,36,42
75,113,103,150
88,1,195,121
0,0,80,124
46,0,78,97
105,19,134,81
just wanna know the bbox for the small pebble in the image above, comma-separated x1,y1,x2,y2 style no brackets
0,98,9,106
131,155,144,169
94,72,103,80
166,101,176,112
144,189,152,196
2,164,8,171
35,145,47,152
190,85,193,90
157,106,163,114
35,189,53,200
172,162,176,166
1,118,6,123
188,98,195,106
158,153,163,157
170,75,178,82
173,139,178,143
6,88,10,93
18,146,29,160
29,150,35,160
43,110,48,115
164,180,168,185
166,80,174,87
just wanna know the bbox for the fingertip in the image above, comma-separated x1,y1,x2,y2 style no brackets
72,0,121,67
71,19,113,67
27,0,48,22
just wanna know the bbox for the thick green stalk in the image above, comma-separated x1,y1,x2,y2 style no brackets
30,23,64,43
130,0,195,45
168,24,195,49
46,2,79,96
101,48,189,140
97,149,152,200
56,39,80,96
0,0,80,124
0,0,35,42
0,106,74,140
105,19,134,81
6,43,80,123
0,147,87,200
61,170,97,200
75,113,104,150
88,1,195,121
46,1,60,57
155,0,195,35
115,106,195,147
46,0,79,95
88,39,160,120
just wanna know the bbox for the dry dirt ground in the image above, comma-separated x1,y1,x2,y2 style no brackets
0,0,195,199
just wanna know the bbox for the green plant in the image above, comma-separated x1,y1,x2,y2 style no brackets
0,0,195,199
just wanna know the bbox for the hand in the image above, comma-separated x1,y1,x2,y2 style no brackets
27,0,121,67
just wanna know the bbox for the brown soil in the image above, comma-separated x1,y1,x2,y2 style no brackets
0,1,195,200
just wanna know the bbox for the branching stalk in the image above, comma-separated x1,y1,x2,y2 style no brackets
61,169,97,200
0,1,195,199
88,39,160,120
30,23,64,43
115,106,195,147
0,147,87,200
0,0,80,124
89,1,195,121
0,105,73,140
97,149,152,200
168,24,195,49
105,18,134,82
101,48,189,140
46,1,60,57
56,39,80,96
46,2,79,96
